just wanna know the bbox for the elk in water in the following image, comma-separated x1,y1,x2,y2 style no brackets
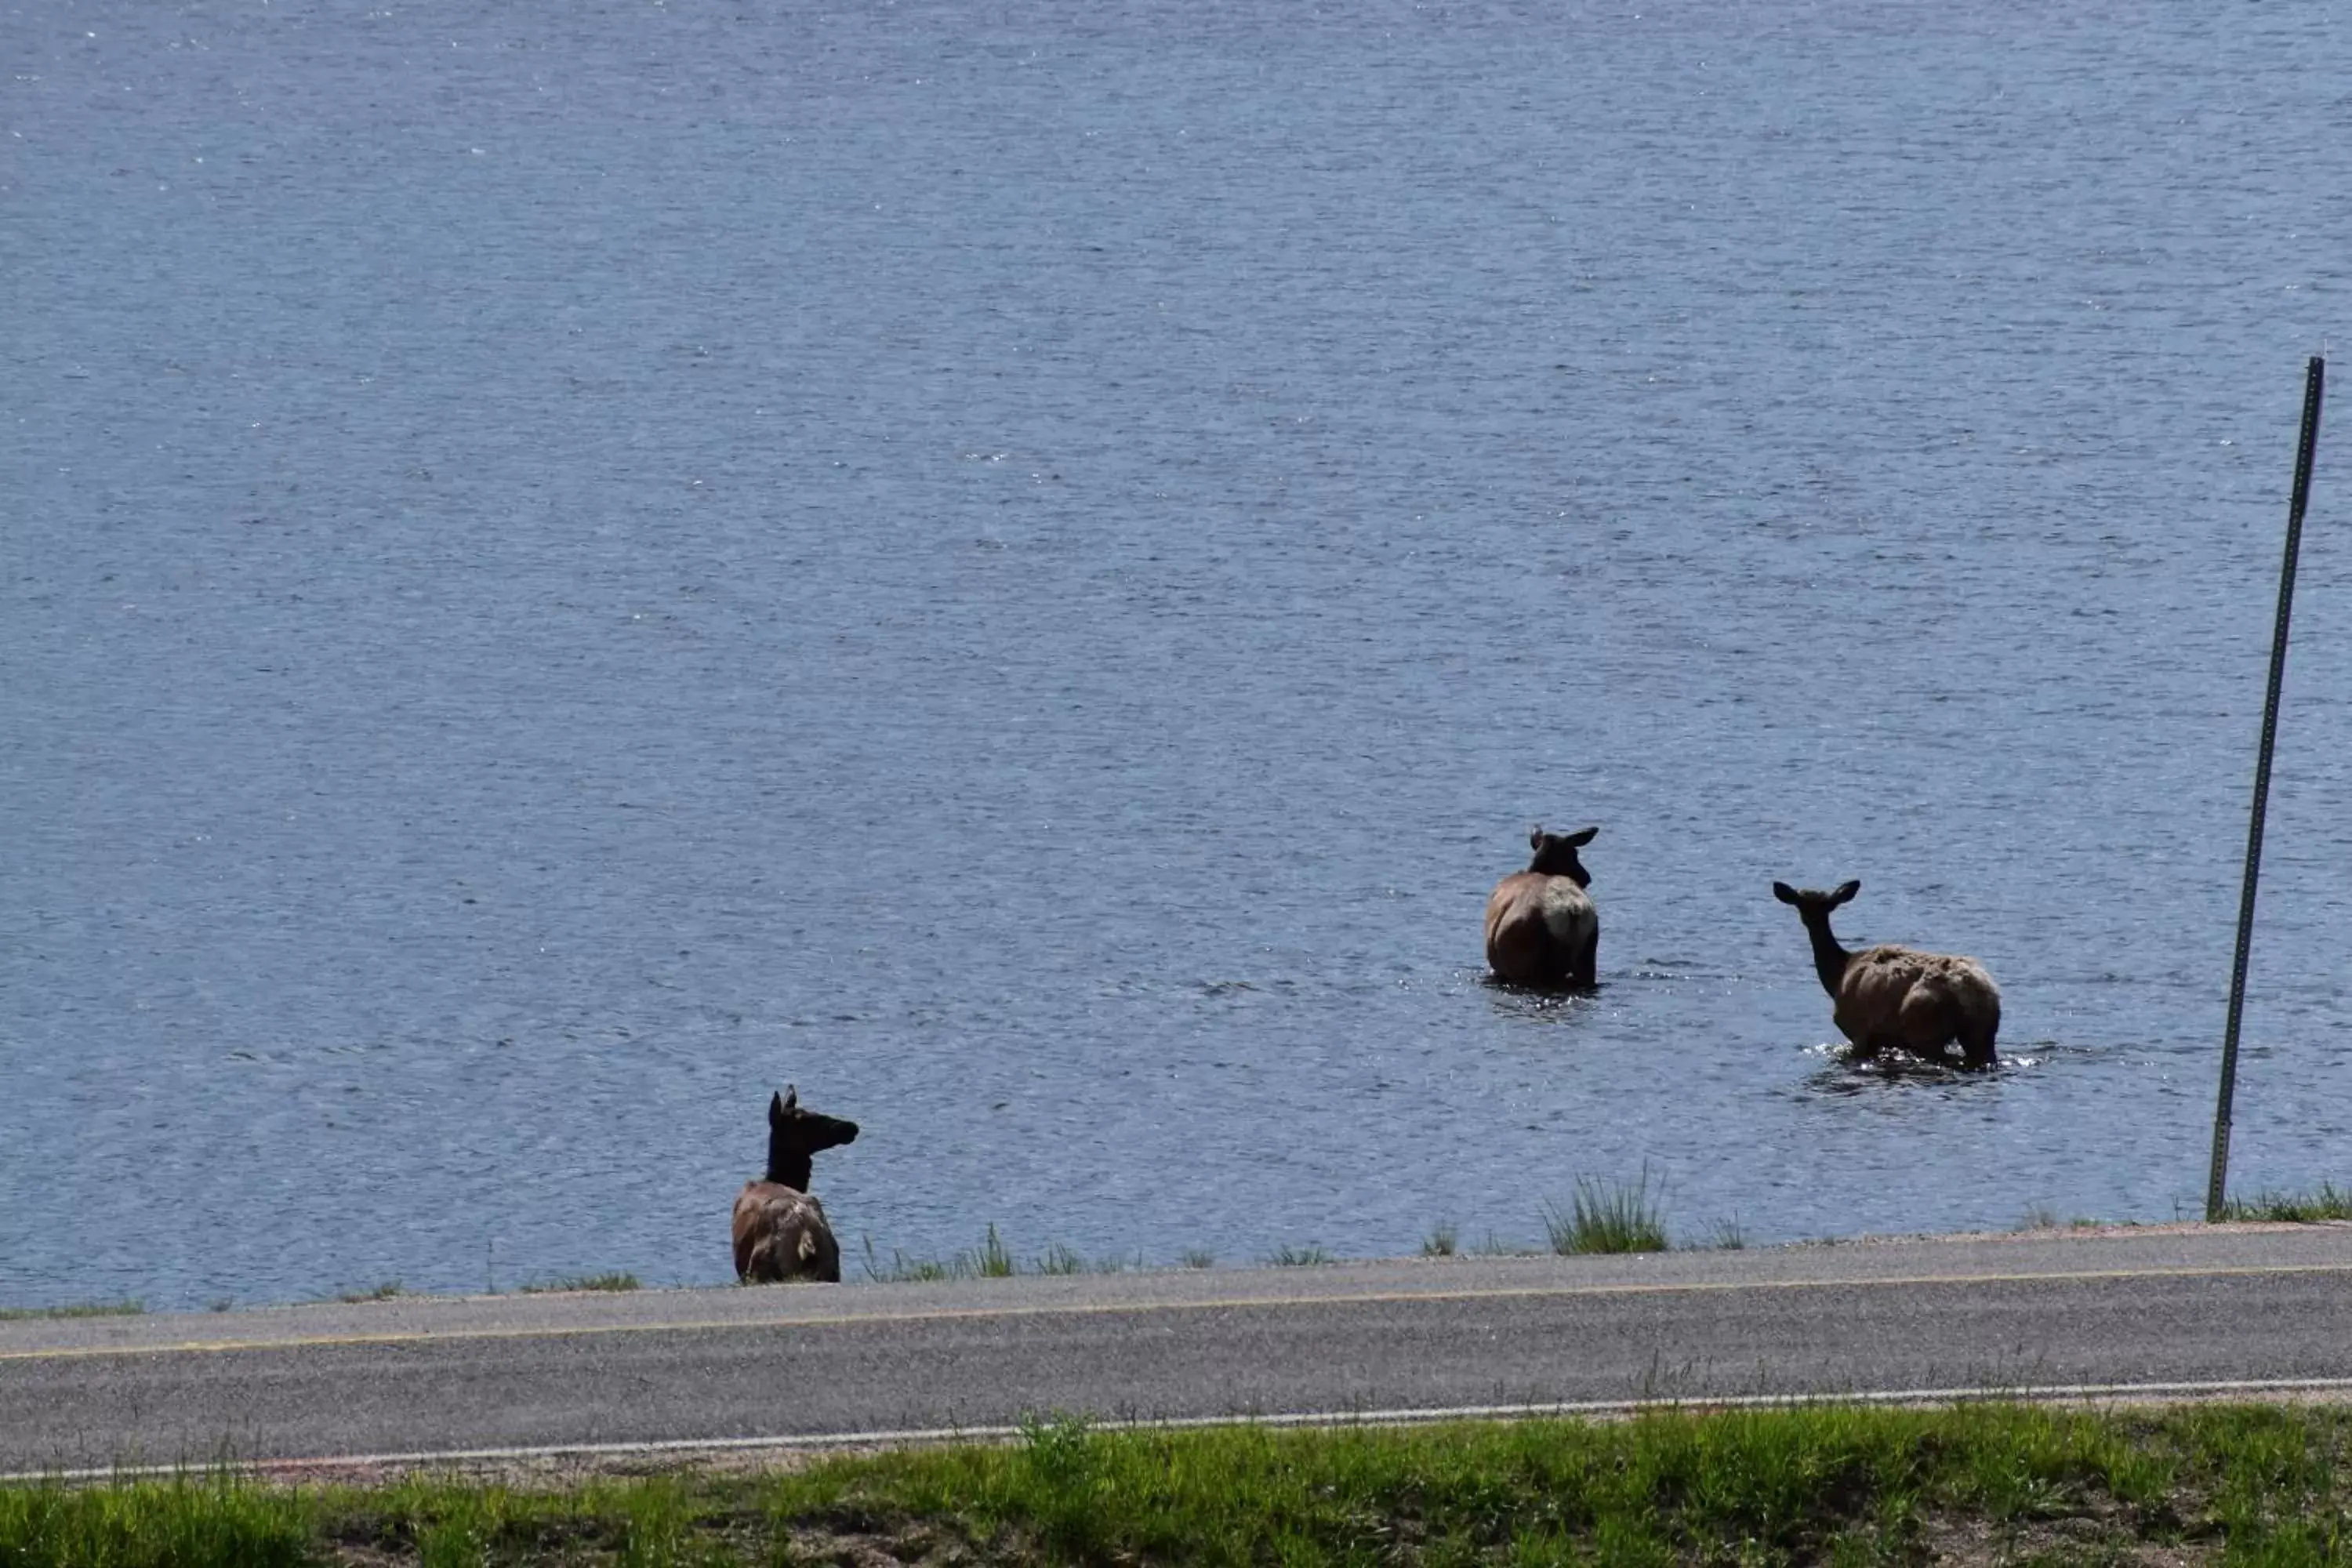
1771,879,2001,1069
1484,824,1600,989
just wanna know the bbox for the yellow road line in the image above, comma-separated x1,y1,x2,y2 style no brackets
3,1261,2347,1364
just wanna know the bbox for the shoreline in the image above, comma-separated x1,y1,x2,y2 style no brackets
7,1212,2352,1324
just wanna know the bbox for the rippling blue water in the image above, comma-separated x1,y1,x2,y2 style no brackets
4,0,2350,1309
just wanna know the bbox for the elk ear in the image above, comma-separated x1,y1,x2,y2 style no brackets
1831,880,1860,906
783,1084,798,1110
1565,825,1598,846
769,1091,786,1124
1529,825,1544,850
1772,881,1799,904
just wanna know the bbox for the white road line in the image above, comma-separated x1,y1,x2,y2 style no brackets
13,1377,2352,1483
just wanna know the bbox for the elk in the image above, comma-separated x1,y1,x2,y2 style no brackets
1770,880,2001,1069
1484,825,1600,989
732,1087,860,1283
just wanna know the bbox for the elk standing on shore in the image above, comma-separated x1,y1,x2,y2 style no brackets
1485,825,1601,989
1770,880,2001,1069
732,1087,860,1283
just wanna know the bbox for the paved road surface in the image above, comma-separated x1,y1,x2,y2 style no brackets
6,1225,2351,1475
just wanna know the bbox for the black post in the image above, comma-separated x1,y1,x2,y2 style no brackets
2208,356,2327,1222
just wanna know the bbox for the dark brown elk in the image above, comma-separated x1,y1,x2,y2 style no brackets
1771,880,2001,1069
1483,825,1600,989
731,1087,860,1283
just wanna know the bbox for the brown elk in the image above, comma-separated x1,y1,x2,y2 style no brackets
731,1087,860,1283
1484,825,1600,989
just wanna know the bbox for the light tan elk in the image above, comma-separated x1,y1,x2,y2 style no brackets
1771,880,2000,1069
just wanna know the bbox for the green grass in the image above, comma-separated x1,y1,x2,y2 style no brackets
975,1222,1018,1277
15,1403,2352,1565
0,1472,313,1568
1544,1171,1671,1254
1265,1243,1334,1266
860,1227,1146,1283
0,1299,143,1321
519,1272,641,1294
1032,1243,1086,1276
2220,1181,2352,1222
333,1281,403,1304
1700,1217,1748,1250
1179,1247,1216,1269
1421,1221,1458,1258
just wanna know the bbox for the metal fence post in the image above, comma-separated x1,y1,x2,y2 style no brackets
2208,356,2327,1221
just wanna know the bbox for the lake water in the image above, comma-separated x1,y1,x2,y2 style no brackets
4,0,2350,1311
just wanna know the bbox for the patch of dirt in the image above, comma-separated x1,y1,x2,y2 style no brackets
1914,1510,2214,1567
785,1522,982,1568
318,1542,410,1568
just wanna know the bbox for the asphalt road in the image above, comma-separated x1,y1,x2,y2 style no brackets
6,1224,2352,1476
